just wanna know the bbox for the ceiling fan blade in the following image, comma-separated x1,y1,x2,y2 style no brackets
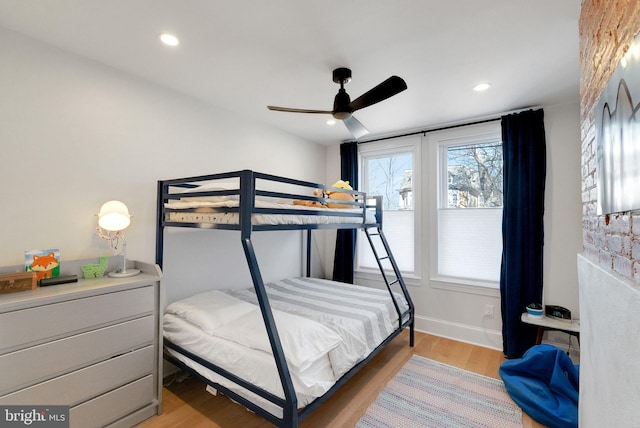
343,115,369,139
348,76,407,112
267,106,333,114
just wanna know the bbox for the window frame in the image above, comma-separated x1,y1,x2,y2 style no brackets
355,135,422,285
427,121,503,294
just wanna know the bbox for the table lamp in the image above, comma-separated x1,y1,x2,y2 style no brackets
97,200,140,278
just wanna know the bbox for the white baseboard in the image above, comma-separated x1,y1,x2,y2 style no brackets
414,315,503,351
413,316,581,363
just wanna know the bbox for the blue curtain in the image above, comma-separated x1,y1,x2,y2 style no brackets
332,141,358,283
500,109,546,359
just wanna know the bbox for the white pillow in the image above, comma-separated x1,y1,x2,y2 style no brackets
175,181,239,202
174,181,238,192
213,308,343,372
165,290,256,333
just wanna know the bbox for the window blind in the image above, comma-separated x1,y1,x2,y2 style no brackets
437,208,502,283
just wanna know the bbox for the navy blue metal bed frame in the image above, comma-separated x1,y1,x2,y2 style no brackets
156,169,414,427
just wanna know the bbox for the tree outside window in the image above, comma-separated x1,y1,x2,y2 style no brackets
447,142,503,208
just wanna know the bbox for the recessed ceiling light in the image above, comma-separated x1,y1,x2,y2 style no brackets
160,33,180,47
326,119,336,126
473,82,491,92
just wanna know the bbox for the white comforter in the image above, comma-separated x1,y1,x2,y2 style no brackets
163,277,409,415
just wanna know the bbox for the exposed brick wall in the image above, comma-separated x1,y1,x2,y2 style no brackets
580,1,640,282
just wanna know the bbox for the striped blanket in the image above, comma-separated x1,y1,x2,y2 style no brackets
224,277,409,378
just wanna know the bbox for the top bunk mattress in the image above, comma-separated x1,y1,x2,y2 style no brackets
164,199,376,226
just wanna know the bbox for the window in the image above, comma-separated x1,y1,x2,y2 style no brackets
357,136,420,278
431,122,503,287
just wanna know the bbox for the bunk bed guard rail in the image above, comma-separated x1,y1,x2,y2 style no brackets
156,170,380,265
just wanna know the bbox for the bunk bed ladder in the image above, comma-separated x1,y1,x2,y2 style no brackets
364,226,415,346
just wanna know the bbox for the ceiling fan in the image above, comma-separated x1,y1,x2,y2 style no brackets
267,67,407,139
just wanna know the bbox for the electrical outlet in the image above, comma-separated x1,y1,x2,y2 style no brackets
484,304,495,318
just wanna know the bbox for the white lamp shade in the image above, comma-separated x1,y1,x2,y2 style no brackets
98,200,131,231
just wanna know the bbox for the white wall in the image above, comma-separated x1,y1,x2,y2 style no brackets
541,102,583,316
0,28,327,303
324,101,582,350
578,254,640,427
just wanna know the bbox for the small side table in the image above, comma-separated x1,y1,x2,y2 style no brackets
521,313,580,345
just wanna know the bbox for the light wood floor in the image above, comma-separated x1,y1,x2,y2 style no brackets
141,331,543,427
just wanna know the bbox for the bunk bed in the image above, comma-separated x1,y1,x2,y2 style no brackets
156,169,414,427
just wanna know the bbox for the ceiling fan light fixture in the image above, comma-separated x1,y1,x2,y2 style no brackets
159,33,180,47
332,111,352,120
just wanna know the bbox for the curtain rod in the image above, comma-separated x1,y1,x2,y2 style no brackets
353,105,542,145
355,118,498,145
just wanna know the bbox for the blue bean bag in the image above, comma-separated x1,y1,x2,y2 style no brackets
499,344,579,428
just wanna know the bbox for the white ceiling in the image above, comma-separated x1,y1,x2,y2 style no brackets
0,0,580,145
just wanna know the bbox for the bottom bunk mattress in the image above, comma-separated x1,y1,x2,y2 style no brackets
163,277,410,417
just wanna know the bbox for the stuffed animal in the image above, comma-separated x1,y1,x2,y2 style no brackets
293,189,326,207
293,199,325,208
293,180,355,208
326,180,355,209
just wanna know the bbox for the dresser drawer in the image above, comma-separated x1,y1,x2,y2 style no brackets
70,375,154,428
0,316,154,396
0,286,155,353
0,345,154,405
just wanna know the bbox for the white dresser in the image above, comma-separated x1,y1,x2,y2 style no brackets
0,259,162,428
